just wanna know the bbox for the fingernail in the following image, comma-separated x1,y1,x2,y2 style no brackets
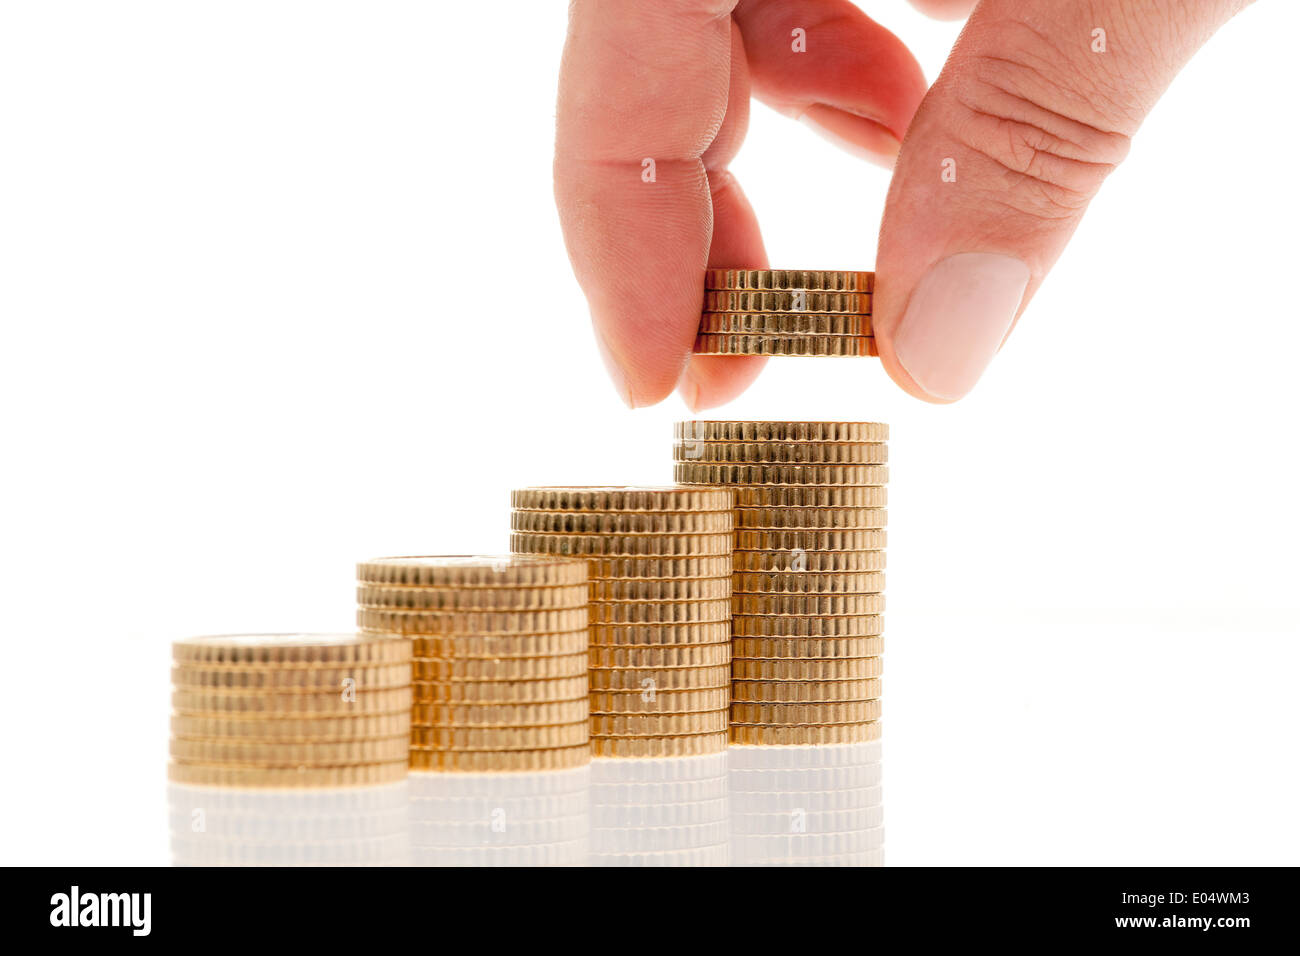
594,330,637,408
798,104,901,170
893,253,1030,401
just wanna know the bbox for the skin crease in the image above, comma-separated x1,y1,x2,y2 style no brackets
554,0,1253,409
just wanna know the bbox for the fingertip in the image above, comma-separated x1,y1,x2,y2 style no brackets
677,354,768,411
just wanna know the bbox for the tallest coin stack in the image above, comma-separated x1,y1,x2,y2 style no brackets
673,422,888,745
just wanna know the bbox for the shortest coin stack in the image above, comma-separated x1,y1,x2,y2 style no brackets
169,633,413,788
357,555,592,772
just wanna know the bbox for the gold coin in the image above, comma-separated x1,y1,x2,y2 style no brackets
731,549,886,573
356,607,587,635
410,654,587,683
407,699,588,728
589,576,730,602
172,686,412,715
357,554,587,588
674,442,887,465
587,664,731,691
510,510,732,535
169,713,411,741
589,732,729,758
731,678,881,703
409,721,588,751
511,532,732,557
698,311,873,336
511,486,733,513
408,676,587,707
731,485,887,509
734,507,887,530
355,583,587,611
676,420,888,443
589,644,730,669
731,700,882,724
170,736,409,765
732,657,883,681
694,334,877,357
406,631,587,659
733,614,884,638
589,599,731,625
172,632,410,667
703,269,874,292
735,529,887,551
589,687,729,715
734,592,885,616
584,555,732,579
702,290,872,313
590,711,729,737
170,663,411,691
168,760,408,787
589,621,730,646
729,722,881,746
734,570,885,593
733,636,884,659
674,462,888,486
409,745,590,772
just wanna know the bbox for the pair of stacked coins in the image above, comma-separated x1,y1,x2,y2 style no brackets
168,634,413,788
693,269,876,357
673,421,888,745
356,556,592,772
510,487,735,758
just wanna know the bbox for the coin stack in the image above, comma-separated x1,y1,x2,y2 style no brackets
673,422,887,745
355,556,592,772
693,269,875,357
509,487,735,758
169,634,413,788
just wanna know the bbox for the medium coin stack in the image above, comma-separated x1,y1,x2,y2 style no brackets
510,487,735,758
673,421,888,745
169,634,413,788
694,269,875,357
356,556,592,772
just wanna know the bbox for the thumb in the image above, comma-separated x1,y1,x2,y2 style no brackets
873,0,1251,402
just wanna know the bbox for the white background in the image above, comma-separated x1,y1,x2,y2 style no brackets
1,2,1296,865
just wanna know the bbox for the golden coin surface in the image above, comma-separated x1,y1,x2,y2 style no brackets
731,700,882,725
590,712,729,737
510,510,732,535
674,442,887,465
169,736,409,765
511,486,733,513
731,485,888,509
406,631,587,659
703,290,871,313
408,676,587,707
169,712,411,741
589,621,730,646
356,606,587,635
735,529,887,552
511,532,732,557
172,686,412,715
734,592,886,616
583,555,732,579
357,554,587,588
355,584,587,611
694,334,876,357
729,722,881,746
589,644,730,669
409,721,589,751
732,657,883,681
589,732,729,758
734,570,886,594
589,687,729,715
675,462,888,486
586,665,731,691
732,636,884,659
731,678,882,703
168,761,408,788
704,269,874,292
170,663,410,691
733,614,884,638
410,653,587,683
409,745,590,772
731,549,886,573
589,599,731,625
407,699,588,728
172,633,410,667
698,311,873,336
734,508,888,530
589,576,731,602
676,420,888,443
